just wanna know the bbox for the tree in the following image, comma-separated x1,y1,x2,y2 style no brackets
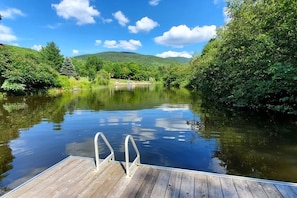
40,42,64,71
191,0,297,114
60,57,77,78
84,56,104,80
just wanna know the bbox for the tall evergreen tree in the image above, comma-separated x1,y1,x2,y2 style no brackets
60,57,77,78
40,42,64,71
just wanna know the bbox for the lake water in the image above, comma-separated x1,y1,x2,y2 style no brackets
0,86,297,195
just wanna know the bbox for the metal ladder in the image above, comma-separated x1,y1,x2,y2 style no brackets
94,132,140,177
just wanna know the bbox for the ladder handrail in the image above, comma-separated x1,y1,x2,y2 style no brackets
125,135,141,177
94,132,115,171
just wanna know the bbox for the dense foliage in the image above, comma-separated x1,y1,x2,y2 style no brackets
190,0,297,114
0,45,60,93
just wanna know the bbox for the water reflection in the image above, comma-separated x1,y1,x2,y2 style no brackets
0,86,297,195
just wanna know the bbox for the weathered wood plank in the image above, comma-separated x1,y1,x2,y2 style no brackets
289,186,297,195
135,167,160,197
275,184,297,198
261,183,283,198
4,157,83,198
150,169,171,198
119,165,150,198
45,158,94,198
233,179,253,198
164,171,182,198
91,163,126,197
105,164,132,198
245,180,269,198
77,162,122,197
207,175,224,198
179,171,195,198
220,176,239,198
194,173,208,198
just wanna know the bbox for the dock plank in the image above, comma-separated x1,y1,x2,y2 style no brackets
150,169,171,198
220,177,239,198
233,179,253,198
275,184,297,198
119,165,150,198
4,157,82,198
194,174,208,198
207,175,224,198
77,162,122,197
164,171,182,198
246,180,268,198
290,186,297,195
135,167,160,197
261,183,283,198
43,158,94,198
91,163,125,197
2,156,297,198
179,171,195,198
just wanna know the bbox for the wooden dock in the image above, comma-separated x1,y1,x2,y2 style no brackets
2,156,297,198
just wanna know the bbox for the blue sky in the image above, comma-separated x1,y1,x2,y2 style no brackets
0,0,228,58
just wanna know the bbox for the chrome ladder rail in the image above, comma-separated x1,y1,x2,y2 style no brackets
125,135,141,177
94,132,115,172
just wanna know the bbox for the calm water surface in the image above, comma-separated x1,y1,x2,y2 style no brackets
0,86,296,194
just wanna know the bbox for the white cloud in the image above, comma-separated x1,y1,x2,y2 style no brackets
223,7,231,23
154,25,217,48
113,11,129,26
95,40,102,45
52,0,100,25
128,17,159,33
0,24,17,42
104,39,142,50
72,49,79,54
31,45,42,51
0,8,25,19
101,17,112,24
149,0,161,6
45,23,62,29
156,51,192,58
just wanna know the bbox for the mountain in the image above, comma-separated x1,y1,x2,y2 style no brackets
74,51,190,65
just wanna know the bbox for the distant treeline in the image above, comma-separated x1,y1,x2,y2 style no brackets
0,43,190,94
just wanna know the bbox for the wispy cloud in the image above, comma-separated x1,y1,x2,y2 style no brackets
52,0,100,25
154,25,216,48
112,11,129,26
104,39,142,50
0,24,17,43
44,23,62,29
149,0,161,6
72,49,79,54
0,8,25,19
223,7,231,23
95,40,102,45
128,17,158,33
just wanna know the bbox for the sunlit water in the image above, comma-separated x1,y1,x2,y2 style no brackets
0,86,296,195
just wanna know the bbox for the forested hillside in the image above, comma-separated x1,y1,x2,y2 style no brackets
189,0,297,114
74,51,190,65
